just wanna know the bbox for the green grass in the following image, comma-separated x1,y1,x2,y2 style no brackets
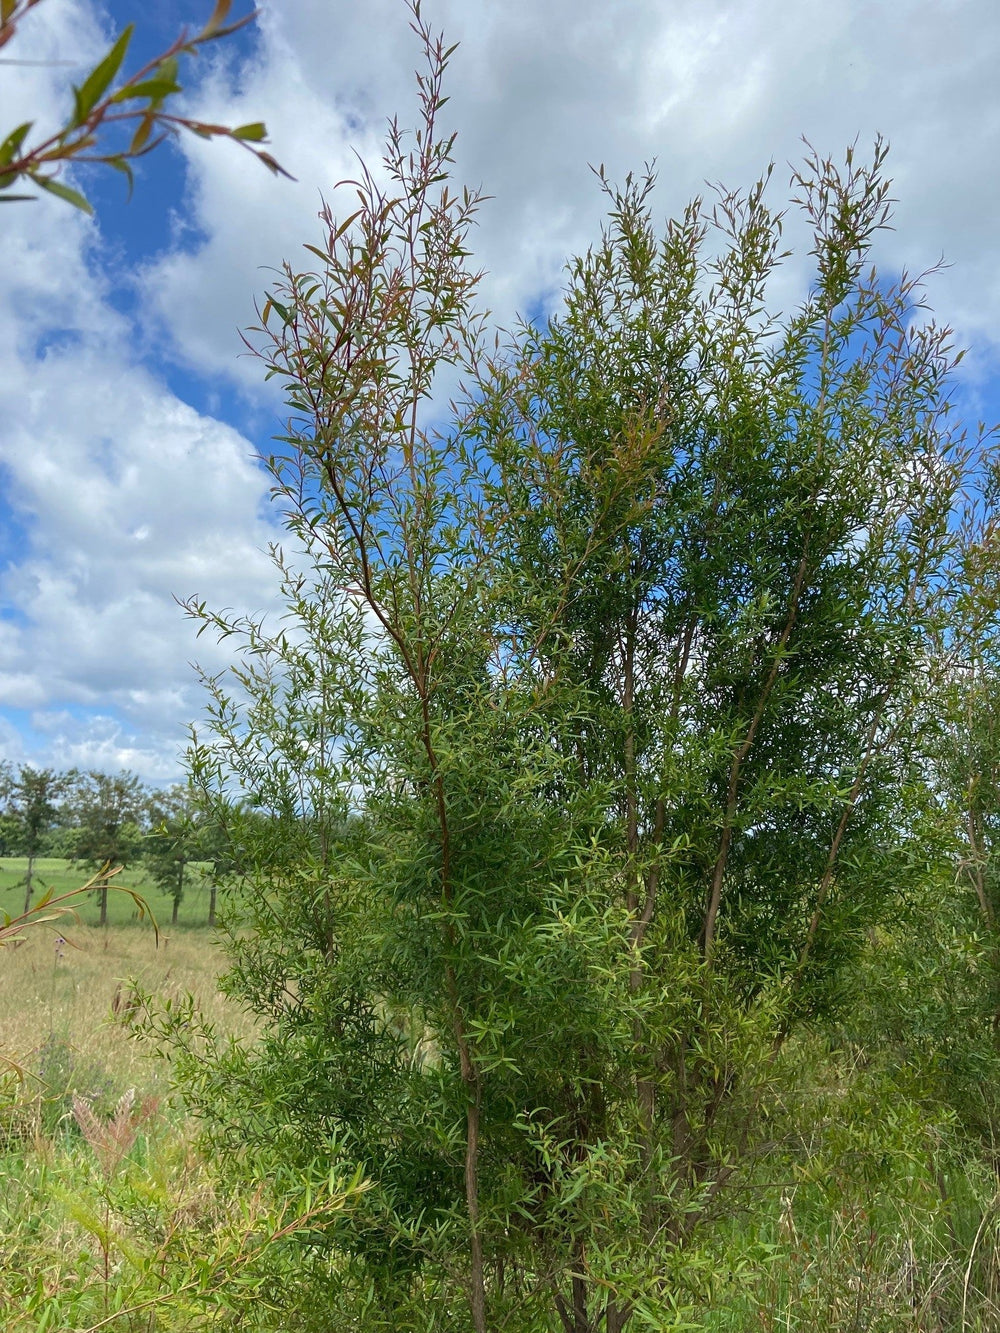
1,859,254,1110
0,856,221,929
0,908,330,1332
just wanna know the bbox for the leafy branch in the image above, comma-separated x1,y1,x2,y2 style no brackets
0,864,158,948
0,0,291,214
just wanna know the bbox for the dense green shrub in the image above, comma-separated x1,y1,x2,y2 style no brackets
145,12,1000,1331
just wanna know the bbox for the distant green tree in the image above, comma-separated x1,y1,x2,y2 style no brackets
197,814,234,929
187,795,269,927
0,0,288,215
0,811,17,856
145,784,205,926
41,816,83,860
70,769,147,925
0,759,13,855
0,763,73,912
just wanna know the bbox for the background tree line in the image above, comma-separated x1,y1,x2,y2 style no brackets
0,762,234,925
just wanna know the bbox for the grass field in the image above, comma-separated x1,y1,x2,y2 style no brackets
0,855,220,929
0,893,290,1331
1,858,253,1109
0,922,250,1095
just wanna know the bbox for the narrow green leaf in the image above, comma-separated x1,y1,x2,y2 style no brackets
0,120,31,167
231,122,267,142
129,112,155,155
33,174,94,215
200,0,233,38
333,208,364,242
155,56,180,85
110,78,182,104
106,154,134,201
72,25,133,127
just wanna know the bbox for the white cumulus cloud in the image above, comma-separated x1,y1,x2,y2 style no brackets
0,0,282,781
146,0,1000,378
2,0,1000,782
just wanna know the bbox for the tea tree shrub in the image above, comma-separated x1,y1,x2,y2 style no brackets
167,10,999,1330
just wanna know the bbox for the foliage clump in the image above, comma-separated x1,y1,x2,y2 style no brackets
156,10,1000,1332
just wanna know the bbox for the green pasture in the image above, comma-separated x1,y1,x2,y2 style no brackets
0,856,220,929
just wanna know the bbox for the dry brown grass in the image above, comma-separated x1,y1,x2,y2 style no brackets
0,923,255,1095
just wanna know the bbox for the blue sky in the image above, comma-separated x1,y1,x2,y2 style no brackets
1,0,999,783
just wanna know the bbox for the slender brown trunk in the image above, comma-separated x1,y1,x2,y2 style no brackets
702,543,813,962
98,882,108,926
702,804,735,962
796,700,888,977
172,861,184,926
23,851,35,915
572,1238,588,1333
465,1088,486,1333
605,1297,631,1333
446,955,485,1333
633,798,665,1236
623,612,638,916
414,661,487,1333
622,599,659,1215
967,803,994,929
208,881,217,928
554,1242,595,1333
668,1030,693,1208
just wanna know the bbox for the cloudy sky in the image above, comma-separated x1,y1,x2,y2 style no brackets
1,0,998,784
